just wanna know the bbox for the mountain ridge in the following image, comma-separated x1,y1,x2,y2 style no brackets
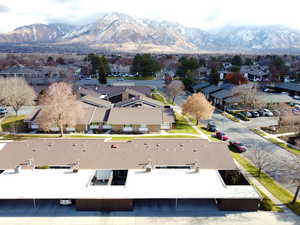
1,12,300,54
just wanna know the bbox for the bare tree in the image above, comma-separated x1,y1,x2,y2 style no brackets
182,93,215,125
283,156,300,204
0,77,36,116
38,82,83,137
249,144,272,177
233,84,265,109
166,80,184,104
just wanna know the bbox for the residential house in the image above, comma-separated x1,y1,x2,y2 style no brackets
114,95,165,108
106,108,175,133
24,102,108,133
192,82,210,93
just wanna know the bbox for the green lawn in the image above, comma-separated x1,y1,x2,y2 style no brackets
1,133,199,141
250,128,267,137
251,129,300,155
168,113,199,135
257,187,283,212
151,93,165,104
231,152,300,215
222,112,240,123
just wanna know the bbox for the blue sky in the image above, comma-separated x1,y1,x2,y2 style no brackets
0,0,299,32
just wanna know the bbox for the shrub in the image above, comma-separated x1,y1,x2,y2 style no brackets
36,165,50,169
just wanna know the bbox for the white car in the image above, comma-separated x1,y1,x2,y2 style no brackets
59,199,72,206
294,95,300,100
263,109,273,117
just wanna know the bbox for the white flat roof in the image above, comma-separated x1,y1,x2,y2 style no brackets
0,169,260,200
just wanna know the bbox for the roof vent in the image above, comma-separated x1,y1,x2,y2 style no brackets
180,144,184,147
156,144,160,147
111,144,118,149
14,165,21,174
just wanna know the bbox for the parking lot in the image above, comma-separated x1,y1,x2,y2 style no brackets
242,116,279,129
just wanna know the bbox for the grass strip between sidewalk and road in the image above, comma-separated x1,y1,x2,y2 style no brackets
1,134,199,141
221,112,240,123
251,128,300,155
231,152,300,215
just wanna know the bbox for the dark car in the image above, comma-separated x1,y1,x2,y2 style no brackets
251,111,259,118
0,107,7,115
229,141,247,153
207,121,217,132
257,109,266,117
215,131,229,141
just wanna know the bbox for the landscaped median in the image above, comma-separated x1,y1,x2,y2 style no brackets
1,115,26,132
221,112,240,123
251,128,300,155
231,152,300,215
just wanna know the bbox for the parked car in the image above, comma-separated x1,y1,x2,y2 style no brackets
237,112,249,121
0,107,7,115
207,121,217,132
59,199,72,206
250,111,259,118
244,111,252,118
294,95,300,100
257,109,265,116
215,131,229,141
263,109,273,117
229,141,247,153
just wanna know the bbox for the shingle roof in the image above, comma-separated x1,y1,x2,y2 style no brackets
224,93,295,104
192,82,210,91
0,139,237,170
77,85,152,98
81,95,112,108
202,85,222,94
107,107,174,125
114,95,164,108
274,83,300,92
210,89,234,99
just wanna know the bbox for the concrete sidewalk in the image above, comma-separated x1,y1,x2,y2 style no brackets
234,159,297,217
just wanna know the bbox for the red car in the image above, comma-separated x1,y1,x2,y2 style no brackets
229,141,247,153
215,131,229,141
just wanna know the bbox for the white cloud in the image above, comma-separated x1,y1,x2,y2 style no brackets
0,0,299,32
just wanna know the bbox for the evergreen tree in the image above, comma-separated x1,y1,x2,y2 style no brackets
176,56,199,77
232,55,242,66
86,53,110,84
210,67,220,85
130,54,161,77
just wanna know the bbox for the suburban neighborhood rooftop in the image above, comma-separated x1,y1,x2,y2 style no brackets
0,139,237,170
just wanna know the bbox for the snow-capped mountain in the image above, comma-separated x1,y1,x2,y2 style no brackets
0,23,76,43
1,12,300,53
213,25,300,51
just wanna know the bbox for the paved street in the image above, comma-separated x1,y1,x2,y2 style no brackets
174,94,299,197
